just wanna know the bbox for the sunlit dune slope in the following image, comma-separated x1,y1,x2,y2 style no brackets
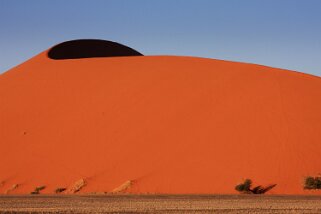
0,49,321,194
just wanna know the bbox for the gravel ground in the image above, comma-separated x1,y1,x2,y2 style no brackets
1,194,321,213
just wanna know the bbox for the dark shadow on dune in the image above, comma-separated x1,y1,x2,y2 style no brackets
48,39,143,60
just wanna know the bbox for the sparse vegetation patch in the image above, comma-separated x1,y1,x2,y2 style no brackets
55,187,67,194
304,176,321,189
235,179,276,194
31,185,46,194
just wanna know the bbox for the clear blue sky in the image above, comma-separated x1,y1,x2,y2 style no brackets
1,0,321,76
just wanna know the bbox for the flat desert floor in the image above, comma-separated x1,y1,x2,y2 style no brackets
1,195,321,213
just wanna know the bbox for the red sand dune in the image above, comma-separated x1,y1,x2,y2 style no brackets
1,44,321,194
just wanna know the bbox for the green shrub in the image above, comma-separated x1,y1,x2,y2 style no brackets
55,187,67,194
30,191,39,194
304,176,321,189
35,186,46,192
235,179,276,194
30,185,46,194
235,179,252,193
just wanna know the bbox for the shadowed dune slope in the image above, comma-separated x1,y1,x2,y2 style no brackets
48,39,143,60
0,50,321,194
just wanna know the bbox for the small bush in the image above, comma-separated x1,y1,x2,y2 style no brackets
30,185,46,194
55,187,67,194
304,176,321,189
235,179,252,193
235,179,276,194
30,191,39,194
35,186,46,192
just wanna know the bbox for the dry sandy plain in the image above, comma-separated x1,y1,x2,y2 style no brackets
1,194,321,213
